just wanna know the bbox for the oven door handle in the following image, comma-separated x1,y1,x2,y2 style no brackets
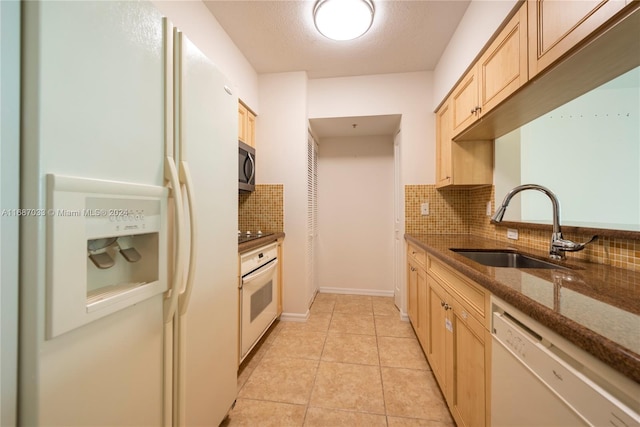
241,258,278,289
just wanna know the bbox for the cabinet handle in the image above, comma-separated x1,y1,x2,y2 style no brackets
410,267,416,272
441,301,451,310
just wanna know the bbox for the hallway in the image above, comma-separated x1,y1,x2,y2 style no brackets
224,293,454,426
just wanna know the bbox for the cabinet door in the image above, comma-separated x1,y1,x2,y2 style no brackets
451,67,480,136
528,0,628,78
247,111,256,148
238,103,248,143
407,258,419,327
416,265,429,347
427,277,448,392
450,301,487,427
435,99,453,187
478,4,528,114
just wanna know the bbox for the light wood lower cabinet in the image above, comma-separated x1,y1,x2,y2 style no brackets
449,292,490,427
407,244,428,347
408,248,491,427
426,278,448,388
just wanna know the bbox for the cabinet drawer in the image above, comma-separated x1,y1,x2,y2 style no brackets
451,296,485,341
408,243,426,269
427,256,486,323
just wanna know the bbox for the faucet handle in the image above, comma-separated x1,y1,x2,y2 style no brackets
552,235,598,252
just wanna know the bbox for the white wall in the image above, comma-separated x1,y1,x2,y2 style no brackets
433,0,518,108
258,72,310,317
316,136,394,295
308,72,433,185
151,0,259,110
520,82,640,226
494,128,522,220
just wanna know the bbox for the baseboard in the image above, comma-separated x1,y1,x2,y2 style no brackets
308,289,319,308
399,310,409,322
318,287,394,297
279,310,310,322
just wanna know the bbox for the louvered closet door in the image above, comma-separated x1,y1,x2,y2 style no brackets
307,131,319,303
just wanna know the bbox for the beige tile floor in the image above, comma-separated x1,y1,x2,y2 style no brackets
222,293,455,427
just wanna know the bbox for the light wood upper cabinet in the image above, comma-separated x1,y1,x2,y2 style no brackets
435,100,453,187
436,98,493,188
238,101,256,148
528,0,629,78
451,68,480,136
478,4,528,114
452,3,528,137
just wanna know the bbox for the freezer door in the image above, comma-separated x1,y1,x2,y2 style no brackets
20,1,166,425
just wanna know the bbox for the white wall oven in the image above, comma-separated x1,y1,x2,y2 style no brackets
239,242,279,362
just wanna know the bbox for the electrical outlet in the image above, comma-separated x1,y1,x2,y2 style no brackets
507,228,519,240
421,202,429,216
486,201,492,216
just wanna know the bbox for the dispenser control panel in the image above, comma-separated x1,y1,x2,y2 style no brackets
46,174,167,339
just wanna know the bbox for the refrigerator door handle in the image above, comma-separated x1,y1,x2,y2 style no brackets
178,160,197,316
164,156,185,323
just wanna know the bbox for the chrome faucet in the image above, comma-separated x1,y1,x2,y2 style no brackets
491,184,597,260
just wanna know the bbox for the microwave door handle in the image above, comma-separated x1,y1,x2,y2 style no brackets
247,153,255,184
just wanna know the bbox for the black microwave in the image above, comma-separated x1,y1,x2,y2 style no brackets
239,140,255,192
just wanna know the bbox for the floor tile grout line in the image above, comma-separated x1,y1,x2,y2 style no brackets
373,313,392,427
301,305,333,426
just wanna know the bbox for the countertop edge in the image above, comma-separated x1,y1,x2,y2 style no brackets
405,233,640,384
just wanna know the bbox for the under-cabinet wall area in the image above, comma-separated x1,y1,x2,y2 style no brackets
238,184,284,233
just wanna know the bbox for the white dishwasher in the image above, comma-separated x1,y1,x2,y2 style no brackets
491,297,640,427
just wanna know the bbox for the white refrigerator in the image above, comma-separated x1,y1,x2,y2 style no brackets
19,1,238,425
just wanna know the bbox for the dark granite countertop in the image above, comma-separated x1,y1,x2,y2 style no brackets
405,233,640,384
238,232,285,254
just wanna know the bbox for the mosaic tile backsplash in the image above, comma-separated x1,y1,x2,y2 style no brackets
238,184,284,233
406,185,640,272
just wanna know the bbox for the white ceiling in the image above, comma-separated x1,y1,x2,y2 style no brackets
309,114,401,139
204,0,470,138
203,0,470,79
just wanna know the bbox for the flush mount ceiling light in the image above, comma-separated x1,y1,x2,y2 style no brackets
313,0,375,41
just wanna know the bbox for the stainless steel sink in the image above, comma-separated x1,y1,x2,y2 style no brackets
450,249,570,270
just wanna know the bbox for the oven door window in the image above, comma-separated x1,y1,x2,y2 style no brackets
250,281,273,322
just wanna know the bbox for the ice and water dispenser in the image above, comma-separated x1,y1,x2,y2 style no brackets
46,174,167,338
